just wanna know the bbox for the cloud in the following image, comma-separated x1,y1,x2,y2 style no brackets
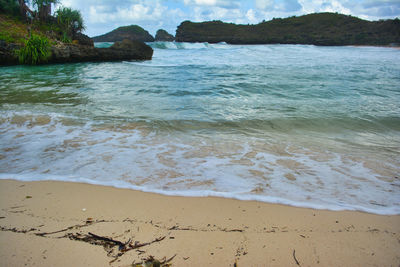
299,0,351,15
88,3,166,24
61,0,186,36
298,0,400,19
255,0,302,12
184,0,240,9
255,0,274,10
344,0,400,18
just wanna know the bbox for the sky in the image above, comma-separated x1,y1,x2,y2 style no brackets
57,0,400,37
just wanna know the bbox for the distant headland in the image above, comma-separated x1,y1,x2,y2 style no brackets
175,13,400,46
88,12,399,47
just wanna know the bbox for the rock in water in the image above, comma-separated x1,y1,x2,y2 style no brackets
110,39,154,59
51,39,153,63
155,29,175,42
73,33,94,47
0,39,153,66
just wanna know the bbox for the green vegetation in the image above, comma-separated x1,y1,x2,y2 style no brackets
17,34,51,64
176,13,400,46
118,25,147,34
0,14,33,43
0,0,20,16
0,0,153,65
55,6,84,39
0,0,84,45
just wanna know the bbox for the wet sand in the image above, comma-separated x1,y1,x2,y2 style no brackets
0,179,399,266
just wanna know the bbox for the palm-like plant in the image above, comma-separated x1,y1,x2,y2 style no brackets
55,6,85,40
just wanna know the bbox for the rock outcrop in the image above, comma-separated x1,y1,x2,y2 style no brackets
0,39,153,66
155,29,175,41
0,40,21,65
92,25,154,42
72,33,94,47
175,13,400,46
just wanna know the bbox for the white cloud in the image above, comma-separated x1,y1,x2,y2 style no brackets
255,0,274,10
246,9,259,23
255,0,302,12
195,0,217,5
184,0,240,9
299,0,350,14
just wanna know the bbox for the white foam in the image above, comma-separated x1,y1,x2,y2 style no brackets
0,173,399,215
150,41,233,50
1,111,399,215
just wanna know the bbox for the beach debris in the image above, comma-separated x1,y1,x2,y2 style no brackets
235,246,248,258
132,254,176,267
0,226,36,233
168,225,193,231
26,195,32,199
65,232,167,263
35,221,105,237
293,249,301,266
82,208,86,212
223,228,244,233
86,217,94,224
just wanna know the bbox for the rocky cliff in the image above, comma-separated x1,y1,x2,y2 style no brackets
155,29,175,41
176,13,400,46
92,25,154,42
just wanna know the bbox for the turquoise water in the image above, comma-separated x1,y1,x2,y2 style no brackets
1,42,399,214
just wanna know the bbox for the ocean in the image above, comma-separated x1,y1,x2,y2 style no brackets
1,42,399,214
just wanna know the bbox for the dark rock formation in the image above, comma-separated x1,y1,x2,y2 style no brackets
0,39,153,66
176,13,400,46
0,40,21,65
50,39,153,63
155,29,175,41
92,25,154,42
73,33,94,47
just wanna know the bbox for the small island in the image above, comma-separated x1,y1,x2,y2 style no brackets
155,29,175,42
0,2,153,66
92,25,155,43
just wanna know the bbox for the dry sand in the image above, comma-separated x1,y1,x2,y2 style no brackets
0,179,399,266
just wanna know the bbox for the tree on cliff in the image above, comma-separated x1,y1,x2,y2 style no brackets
55,7,85,41
32,0,59,21
1,0,58,22
18,0,33,20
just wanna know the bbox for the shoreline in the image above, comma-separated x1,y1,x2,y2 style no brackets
1,179,399,266
1,175,397,216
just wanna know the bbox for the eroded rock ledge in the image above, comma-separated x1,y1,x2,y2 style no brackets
0,39,153,66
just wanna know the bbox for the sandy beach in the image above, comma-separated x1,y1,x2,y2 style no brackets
0,179,399,266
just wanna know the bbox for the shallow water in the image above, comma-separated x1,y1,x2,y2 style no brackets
1,42,399,214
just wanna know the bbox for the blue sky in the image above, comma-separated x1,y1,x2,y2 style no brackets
58,0,400,37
